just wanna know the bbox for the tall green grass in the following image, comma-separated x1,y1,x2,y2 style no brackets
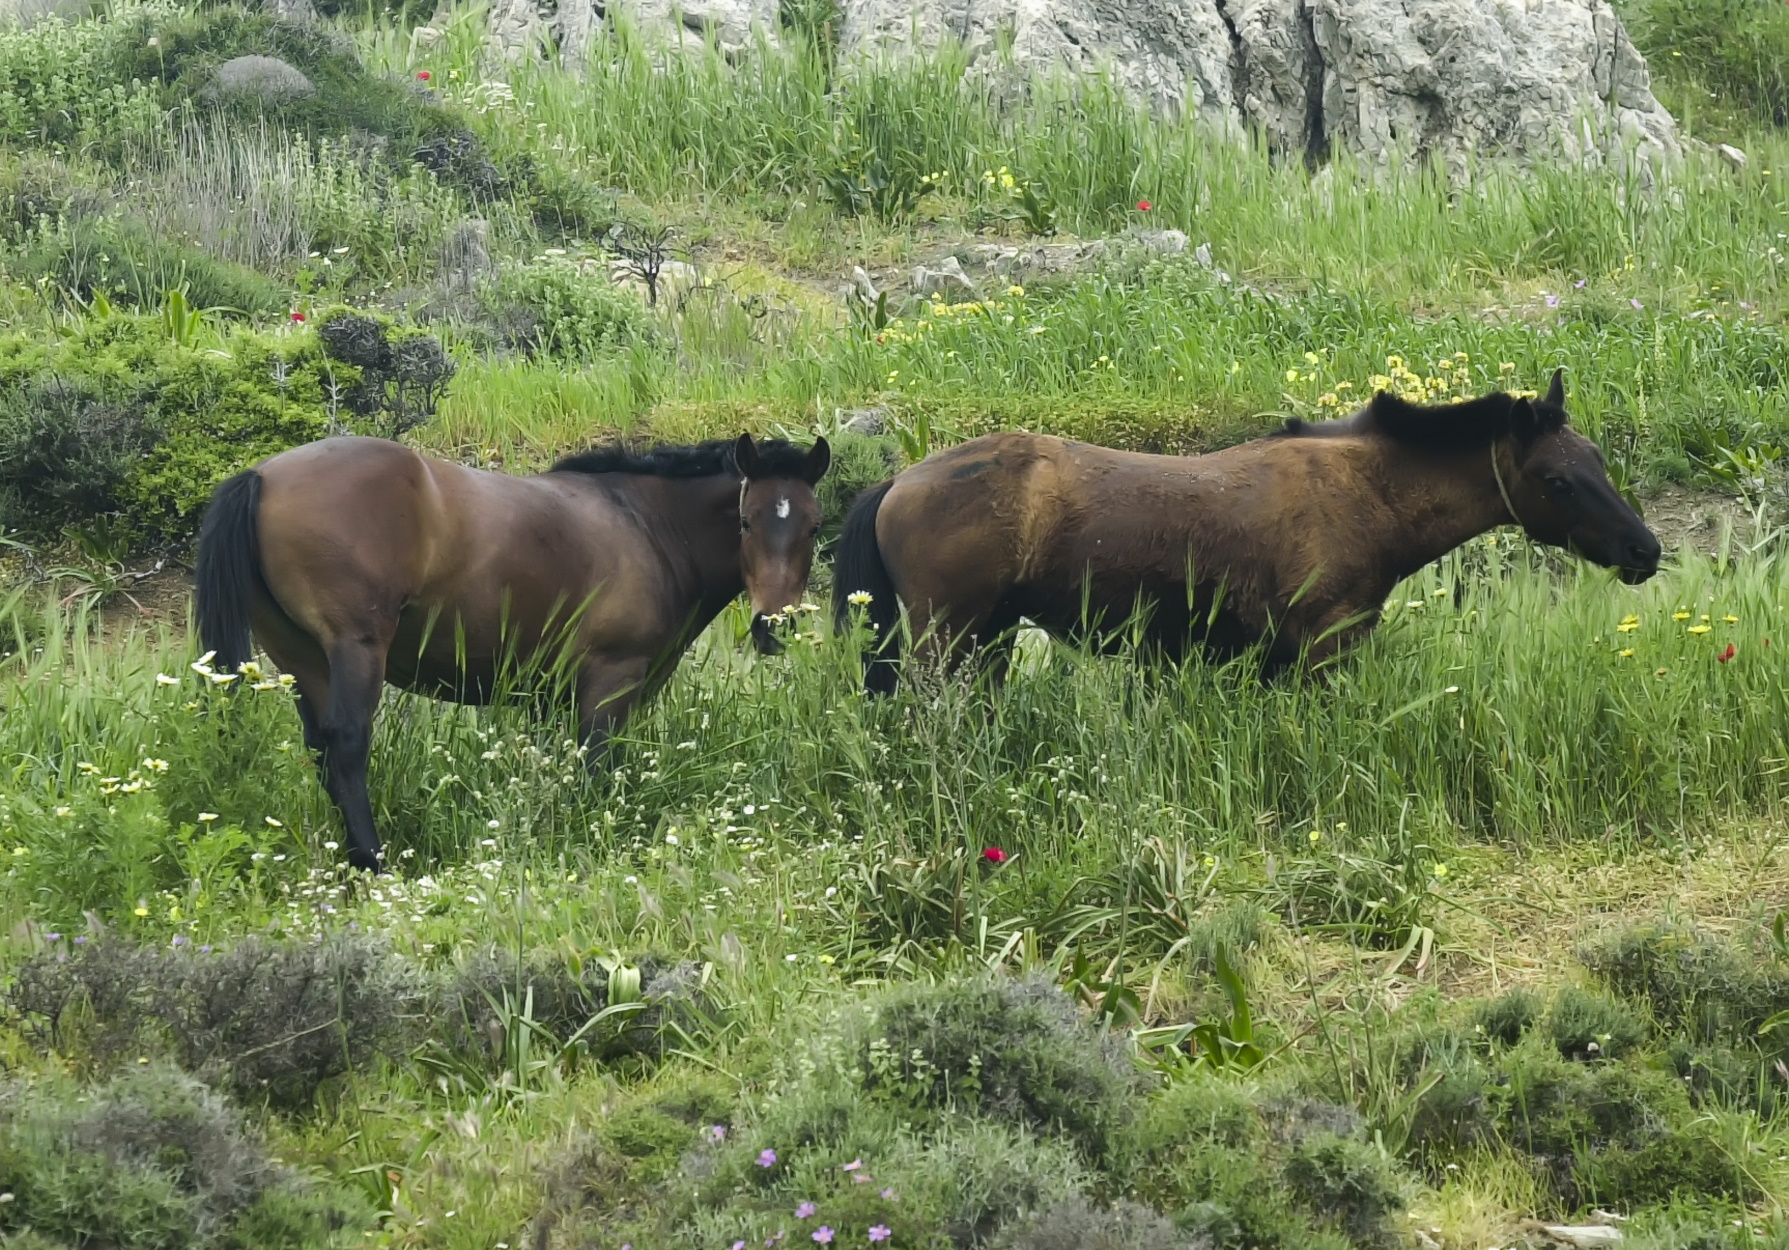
363,9,1789,313
4,531,1785,958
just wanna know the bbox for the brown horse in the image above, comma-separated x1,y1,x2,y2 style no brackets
197,433,830,871
832,371,1658,694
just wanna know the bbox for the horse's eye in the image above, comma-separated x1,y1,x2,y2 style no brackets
740,519,752,533
1547,476,1575,496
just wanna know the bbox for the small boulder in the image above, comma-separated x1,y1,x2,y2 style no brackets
839,406,890,436
910,255,977,299
205,55,316,106
1719,143,1748,170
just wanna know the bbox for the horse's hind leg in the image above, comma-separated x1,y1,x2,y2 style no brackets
315,640,390,873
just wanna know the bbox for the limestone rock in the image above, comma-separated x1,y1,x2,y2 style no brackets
910,255,977,298
839,406,891,435
843,0,1241,127
838,0,1679,176
438,218,494,297
531,0,780,68
205,55,316,106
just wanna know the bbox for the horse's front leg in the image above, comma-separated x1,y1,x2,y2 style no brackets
574,655,653,769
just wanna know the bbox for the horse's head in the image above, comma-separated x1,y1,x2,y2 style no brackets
1501,370,1661,584
735,432,831,654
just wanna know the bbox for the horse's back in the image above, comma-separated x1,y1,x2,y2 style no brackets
878,433,1076,595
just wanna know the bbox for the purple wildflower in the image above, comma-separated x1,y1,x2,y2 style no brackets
852,1171,871,1184
813,1230,833,1245
44,933,59,942
171,935,187,946
1545,294,1560,308
840,1158,863,1172
74,935,87,945
1630,298,1643,310
1575,279,1587,288
757,1148,778,1168
796,1202,816,1219
881,1188,896,1200
870,1228,892,1244
709,1125,727,1142
199,945,212,954
733,1242,746,1250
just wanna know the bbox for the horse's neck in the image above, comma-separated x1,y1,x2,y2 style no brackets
1369,440,1514,578
634,474,744,618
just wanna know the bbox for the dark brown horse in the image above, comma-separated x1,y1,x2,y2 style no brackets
197,433,830,870
832,371,1658,694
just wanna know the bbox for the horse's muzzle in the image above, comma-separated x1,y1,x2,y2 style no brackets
750,613,785,655
1618,562,1660,586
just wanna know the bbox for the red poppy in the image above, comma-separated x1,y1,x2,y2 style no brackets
289,310,306,323
1135,199,1152,212
981,846,1007,865
417,70,431,81
1718,643,1737,663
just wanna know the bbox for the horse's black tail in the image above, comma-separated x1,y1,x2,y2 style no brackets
195,469,263,677
831,478,902,696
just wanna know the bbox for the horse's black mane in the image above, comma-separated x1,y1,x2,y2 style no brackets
1274,390,1567,450
550,438,811,479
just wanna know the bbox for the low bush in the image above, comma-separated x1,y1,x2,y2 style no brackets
9,933,423,1109
861,972,1139,1162
0,1064,372,1248
1547,985,1649,1060
1493,1037,1751,1207
0,305,452,547
1578,920,1789,1047
484,256,655,361
1130,1076,1405,1250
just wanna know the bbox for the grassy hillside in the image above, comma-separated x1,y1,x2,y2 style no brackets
2,0,1789,1247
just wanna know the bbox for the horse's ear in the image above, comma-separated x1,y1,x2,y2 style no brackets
734,432,760,479
802,437,831,485
1545,368,1566,408
1510,397,1540,444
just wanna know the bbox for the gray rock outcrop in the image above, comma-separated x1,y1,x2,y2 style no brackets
488,0,779,66
842,0,1678,176
205,55,317,106
476,0,1679,176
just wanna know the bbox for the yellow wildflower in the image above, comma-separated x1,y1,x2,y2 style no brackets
1618,648,1635,657
1687,625,1712,634
1673,611,1691,621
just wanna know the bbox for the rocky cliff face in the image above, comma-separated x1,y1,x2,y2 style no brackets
480,0,1679,176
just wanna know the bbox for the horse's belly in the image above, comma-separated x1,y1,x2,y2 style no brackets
1018,575,1262,658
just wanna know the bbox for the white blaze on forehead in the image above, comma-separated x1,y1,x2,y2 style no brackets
776,496,791,519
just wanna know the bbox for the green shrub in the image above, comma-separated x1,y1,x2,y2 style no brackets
9,934,422,1110
1578,920,1789,1048
1492,1039,1749,1207
0,1065,372,1249
992,1197,1199,1250
1279,1133,1404,1248
1548,986,1648,1060
1473,988,1542,1047
0,306,451,547
485,257,654,360
1129,1078,1390,1250
861,973,1138,1162
814,428,898,542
